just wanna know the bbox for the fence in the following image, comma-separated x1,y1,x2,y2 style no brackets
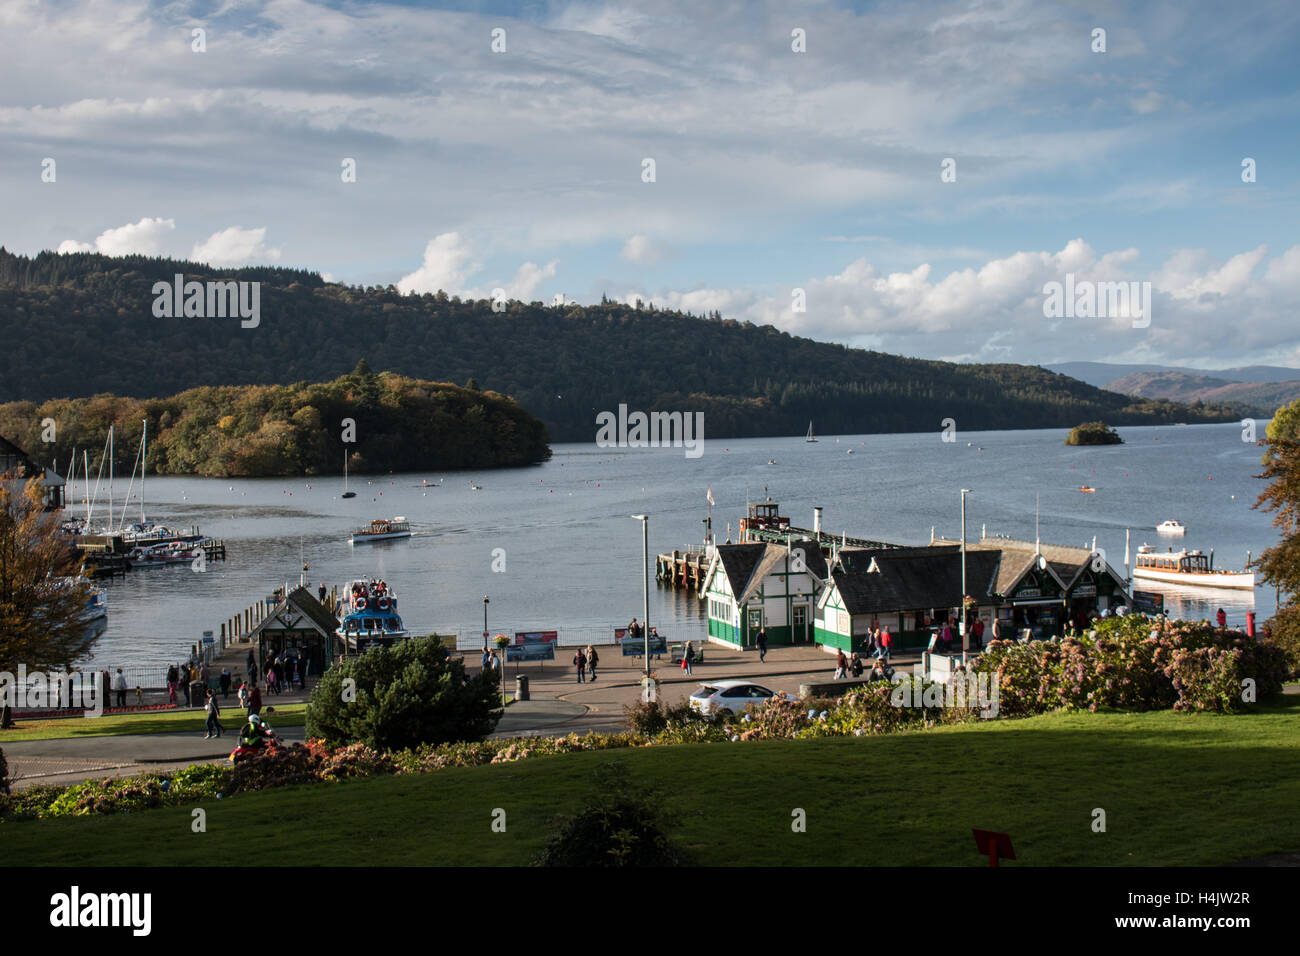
431,624,706,652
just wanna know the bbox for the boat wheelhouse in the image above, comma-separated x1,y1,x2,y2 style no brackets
350,517,411,544
1132,545,1255,591
336,577,410,652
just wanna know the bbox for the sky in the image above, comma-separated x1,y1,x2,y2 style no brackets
2,0,1298,370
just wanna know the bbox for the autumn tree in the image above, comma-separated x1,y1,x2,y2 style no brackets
0,479,98,673
1254,426,1300,674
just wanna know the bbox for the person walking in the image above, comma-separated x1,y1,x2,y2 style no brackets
166,664,178,704
112,668,127,708
880,628,892,661
573,647,587,683
481,647,492,671
585,645,599,681
834,648,847,679
220,668,232,699
266,664,279,695
682,641,695,675
246,649,256,683
203,689,223,738
247,682,262,717
756,628,768,663
972,616,985,650
237,681,249,713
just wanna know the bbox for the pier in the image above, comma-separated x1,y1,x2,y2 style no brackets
656,546,710,590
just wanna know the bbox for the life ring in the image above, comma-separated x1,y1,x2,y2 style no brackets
377,596,389,611
353,596,366,610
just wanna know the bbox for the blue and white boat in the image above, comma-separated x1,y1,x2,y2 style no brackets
337,577,410,652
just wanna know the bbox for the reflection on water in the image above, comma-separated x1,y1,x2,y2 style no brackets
1128,581,1258,629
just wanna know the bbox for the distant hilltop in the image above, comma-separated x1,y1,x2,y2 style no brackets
0,249,1244,442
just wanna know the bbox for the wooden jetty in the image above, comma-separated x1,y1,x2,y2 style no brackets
656,546,710,590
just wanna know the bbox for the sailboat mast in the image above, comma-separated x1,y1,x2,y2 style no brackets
141,419,147,524
107,425,114,532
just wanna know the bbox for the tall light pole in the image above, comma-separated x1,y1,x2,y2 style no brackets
482,595,490,651
632,514,650,676
961,489,972,650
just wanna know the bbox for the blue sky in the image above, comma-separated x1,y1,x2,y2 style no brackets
2,0,1298,368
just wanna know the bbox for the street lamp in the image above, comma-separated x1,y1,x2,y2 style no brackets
482,596,489,651
961,489,972,652
632,514,650,676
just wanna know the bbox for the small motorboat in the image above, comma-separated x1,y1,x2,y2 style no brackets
1080,486,1095,493
1156,519,1186,535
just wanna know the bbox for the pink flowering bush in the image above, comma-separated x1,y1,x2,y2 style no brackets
974,615,1286,716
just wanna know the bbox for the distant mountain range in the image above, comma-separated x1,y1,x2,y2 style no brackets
1046,362,1300,417
0,249,1245,442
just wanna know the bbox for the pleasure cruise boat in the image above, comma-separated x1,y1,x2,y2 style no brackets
336,577,410,652
1132,545,1255,591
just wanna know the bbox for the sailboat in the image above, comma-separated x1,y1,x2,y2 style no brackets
342,451,357,499
805,422,818,443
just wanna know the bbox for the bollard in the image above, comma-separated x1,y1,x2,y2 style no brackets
1247,611,1256,637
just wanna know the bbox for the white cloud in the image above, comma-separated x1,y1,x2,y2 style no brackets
58,216,176,256
190,226,281,267
624,240,1300,367
397,233,557,300
396,233,480,295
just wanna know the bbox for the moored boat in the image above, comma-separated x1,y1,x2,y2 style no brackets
1132,545,1254,591
336,577,409,652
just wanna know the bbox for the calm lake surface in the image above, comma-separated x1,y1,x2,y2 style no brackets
83,421,1278,672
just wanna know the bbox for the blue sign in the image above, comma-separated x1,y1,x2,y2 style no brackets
618,627,667,657
1131,591,1165,615
505,631,557,661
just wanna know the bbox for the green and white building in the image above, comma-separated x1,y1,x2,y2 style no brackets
700,540,828,648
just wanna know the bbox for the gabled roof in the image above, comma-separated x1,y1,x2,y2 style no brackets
933,536,1126,593
249,586,339,639
708,540,829,604
828,546,1001,615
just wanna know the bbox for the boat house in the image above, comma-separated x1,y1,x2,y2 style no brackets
814,545,1002,652
0,434,65,510
701,540,828,648
246,585,340,680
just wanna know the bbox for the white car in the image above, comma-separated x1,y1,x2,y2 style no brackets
688,680,781,717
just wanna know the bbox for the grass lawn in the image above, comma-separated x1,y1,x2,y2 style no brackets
5,700,1299,866
0,703,308,742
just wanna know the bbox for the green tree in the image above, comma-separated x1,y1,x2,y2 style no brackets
1262,398,1300,465
305,635,501,749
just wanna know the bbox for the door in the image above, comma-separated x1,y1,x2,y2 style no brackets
792,605,809,644
747,608,763,648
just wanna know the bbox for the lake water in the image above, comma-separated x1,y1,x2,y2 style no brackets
82,421,1279,673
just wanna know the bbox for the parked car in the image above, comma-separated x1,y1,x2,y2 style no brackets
688,679,782,717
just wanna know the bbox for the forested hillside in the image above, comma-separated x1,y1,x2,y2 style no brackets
0,363,550,477
0,249,1241,441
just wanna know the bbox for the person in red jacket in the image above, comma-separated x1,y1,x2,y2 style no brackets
880,628,892,661
1216,608,1227,629
247,683,262,716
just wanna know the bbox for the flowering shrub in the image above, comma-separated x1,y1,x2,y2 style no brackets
0,747,8,795
974,616,1287,716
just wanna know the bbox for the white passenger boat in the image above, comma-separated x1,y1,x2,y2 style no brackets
350,517,412,544
1156,519,1186,535
1132,545,1255,591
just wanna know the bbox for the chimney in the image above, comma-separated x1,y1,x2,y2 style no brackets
814,506,823,534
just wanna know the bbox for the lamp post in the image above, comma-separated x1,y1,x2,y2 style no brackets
960,489,971,652
632,514,650,677
482,596,489,651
